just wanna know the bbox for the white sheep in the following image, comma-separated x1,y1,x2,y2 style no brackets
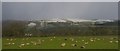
6,39,9,41
21,44,25,46
71,44,77,47
33,43,37,45
12,43,15,45
70,38,74,41
82,40,84,41
75,41,78,43
61,43,66,47
81,46,85,48
26,43,30,45
53,36,56,38
19,43,25,48
109,41,113,43
115,41,118,43
10,39,13,41
90,39,94,42
84,42,88,45
8,43,11,45
97,39,100,40
50,39,53,41
42,40,45,42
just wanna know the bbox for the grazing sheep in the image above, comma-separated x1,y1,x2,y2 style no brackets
84,42,88,45
64,38,67,41
26,43,30,45
53,36,56,38
6,39,9,41
61,43,66,47
109,41,113,43
81,46,85,48
19,43,25,48
115,41,118,43
70,38,74,41
71,44,77,47
71,39,74,41
90,39,94,42
8,43,11,45
97,39,100,40
50,39,53,41
29,34,32,36
42,40,45,42
10,39,13,41
21,44,25,46
75,41,78,43
33,43,37,45
12,43,15,45
82,40,84,41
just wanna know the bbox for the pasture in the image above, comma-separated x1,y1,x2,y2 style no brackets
2,36,118,49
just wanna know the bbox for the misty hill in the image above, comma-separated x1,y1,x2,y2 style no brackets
2,19,119,37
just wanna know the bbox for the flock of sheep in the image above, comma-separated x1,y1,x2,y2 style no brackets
3,36,119,49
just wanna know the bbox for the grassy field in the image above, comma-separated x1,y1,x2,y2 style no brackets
2,36,118,49
0,38,2,50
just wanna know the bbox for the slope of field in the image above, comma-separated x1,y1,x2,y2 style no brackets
2,36,118,49
0,39,1,51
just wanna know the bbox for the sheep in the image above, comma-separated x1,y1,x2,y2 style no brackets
97,39,100,40
61,43,66,47
50,39,53,41
82,40,85,42
71,39,74,41
8,43,11,45
42,40,45,42
19,43,25,48
53,36,56,38
21,44,25,46
64,38,67,41
90,39,94,42
70,38,74,41
81,46,85,48
29,34,32,37
33,43,37,45
71,44,77,47
75,41,78,43
6,39,9,41
10,39,13,41
84,42,88,45
115,41,118,43
26,43,30,45
12,43,15,45
109,41,113,43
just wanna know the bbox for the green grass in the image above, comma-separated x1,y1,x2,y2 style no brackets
2,36,118,49
0,38,2,50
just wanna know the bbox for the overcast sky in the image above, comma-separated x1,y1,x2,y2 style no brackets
2,0,119,2
2,2,118,20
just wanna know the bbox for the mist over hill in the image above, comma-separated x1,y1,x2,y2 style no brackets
3,2,118,21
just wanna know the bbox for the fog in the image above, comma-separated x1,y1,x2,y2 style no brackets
2,2,118,20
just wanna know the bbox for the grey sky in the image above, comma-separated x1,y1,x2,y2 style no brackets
3,2,118,20
2,0,119,2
